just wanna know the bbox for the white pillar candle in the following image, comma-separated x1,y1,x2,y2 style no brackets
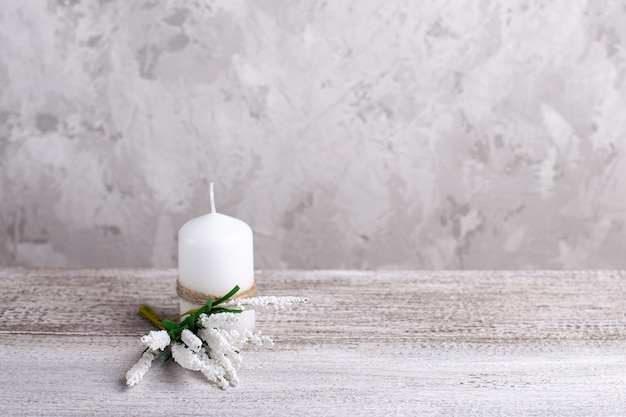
177,183,255,329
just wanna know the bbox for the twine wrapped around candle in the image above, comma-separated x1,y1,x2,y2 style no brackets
176,279,257,305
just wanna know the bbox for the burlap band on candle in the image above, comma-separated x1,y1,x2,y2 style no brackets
176,278,257,305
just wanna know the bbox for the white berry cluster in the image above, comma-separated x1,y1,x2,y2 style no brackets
222,295,308,311
125,330,171,387
125,295,307,389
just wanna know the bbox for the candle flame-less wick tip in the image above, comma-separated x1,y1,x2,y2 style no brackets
209,182,216,213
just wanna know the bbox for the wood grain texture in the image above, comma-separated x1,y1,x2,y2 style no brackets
0,269,625,416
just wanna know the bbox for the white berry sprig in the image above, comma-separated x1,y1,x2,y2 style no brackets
125,285,307,389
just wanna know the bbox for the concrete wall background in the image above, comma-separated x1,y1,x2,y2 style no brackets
1,0,625,269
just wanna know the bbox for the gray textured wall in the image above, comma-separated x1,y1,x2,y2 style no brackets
1,0,625,269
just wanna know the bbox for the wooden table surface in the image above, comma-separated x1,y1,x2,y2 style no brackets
0,268,625,416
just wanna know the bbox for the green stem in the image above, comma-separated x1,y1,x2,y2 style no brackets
169,308,199,323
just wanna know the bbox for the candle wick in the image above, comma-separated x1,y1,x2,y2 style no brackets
209,182,216,213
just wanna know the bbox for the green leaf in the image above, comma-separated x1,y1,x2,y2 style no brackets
161,320,179,331
180,315,192,326
163,347,172,362
212,285,240,306
210,307,243,315
189,310,202,330
205,298,213,310
182,313,200,333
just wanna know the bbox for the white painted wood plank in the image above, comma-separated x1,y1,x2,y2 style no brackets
0,335,624,416
0,269,625,416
